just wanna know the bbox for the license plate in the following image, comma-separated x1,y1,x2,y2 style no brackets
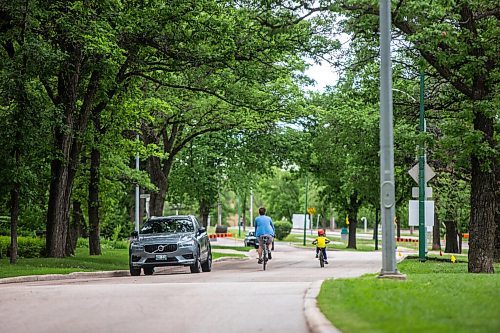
156,254,167,261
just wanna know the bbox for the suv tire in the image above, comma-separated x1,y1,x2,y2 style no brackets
130,266,141,276
201,249,212,272
190,252,202,273
143,267,154,275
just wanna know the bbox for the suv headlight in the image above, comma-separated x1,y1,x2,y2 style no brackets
179,239,195,248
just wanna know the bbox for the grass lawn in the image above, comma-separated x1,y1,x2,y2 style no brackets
317,257,500,333
211,245,253,252
285,233,379,252
0,247,245,279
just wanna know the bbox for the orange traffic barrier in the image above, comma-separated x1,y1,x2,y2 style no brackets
208,233,233,239
396,237,419,243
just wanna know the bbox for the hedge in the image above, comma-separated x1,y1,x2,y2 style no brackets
0,236,45,258
274,221,293,240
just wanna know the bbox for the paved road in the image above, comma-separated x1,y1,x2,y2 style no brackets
0,241,382,333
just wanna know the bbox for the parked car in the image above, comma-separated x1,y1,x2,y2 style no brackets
129,215,212,276
244,231,259,248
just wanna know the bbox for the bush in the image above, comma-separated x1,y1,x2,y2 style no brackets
274,221,292,240
0,236,45,258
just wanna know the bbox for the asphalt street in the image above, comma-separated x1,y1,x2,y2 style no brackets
0,239,384,333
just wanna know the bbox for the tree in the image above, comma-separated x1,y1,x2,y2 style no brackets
332,0,497,273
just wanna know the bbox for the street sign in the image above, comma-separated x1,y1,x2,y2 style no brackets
408,200,434,226
139,194,150,199
412,187,432,198
408,163,436,184
307,207,316,215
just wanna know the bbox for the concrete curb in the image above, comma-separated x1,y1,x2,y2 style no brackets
0,270,130,285
304,280,343,333
0,254,249,285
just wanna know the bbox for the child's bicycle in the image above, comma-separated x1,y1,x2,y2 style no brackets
318,249,325,268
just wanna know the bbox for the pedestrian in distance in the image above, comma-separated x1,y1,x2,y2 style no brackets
254,207,275,264
313,229,330,264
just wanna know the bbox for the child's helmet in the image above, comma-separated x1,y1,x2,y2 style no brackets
318,229,325,236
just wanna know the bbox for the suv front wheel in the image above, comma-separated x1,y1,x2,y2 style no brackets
201,249,212,272
130,266,141,276
143,267,154,275
190,251,202,273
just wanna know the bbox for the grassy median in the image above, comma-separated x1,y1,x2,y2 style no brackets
0,247,245,279
317,257,500,333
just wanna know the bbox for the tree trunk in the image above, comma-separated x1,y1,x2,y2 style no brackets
46,159,73,257
458,233,463,254
494,163,500,262
432,210,441,251
88,147,101,255
468,107,496,273
444,220,459,253
148,155,170,216
66,211,78,256
396,216,401,238
46,50,101,258
242,192,247,231
347,216,357,249
199,199,209,228
347,196,360,249
71,199,86,237
9,182,20,264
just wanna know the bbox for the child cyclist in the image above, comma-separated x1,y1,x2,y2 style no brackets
313,229,330,264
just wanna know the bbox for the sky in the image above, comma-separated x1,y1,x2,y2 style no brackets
304,61,339,91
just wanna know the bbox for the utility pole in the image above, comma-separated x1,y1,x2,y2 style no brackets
378,0,404,278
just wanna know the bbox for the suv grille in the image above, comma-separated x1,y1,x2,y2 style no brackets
145,244,177,253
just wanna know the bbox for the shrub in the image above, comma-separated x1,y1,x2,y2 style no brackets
77,238,89,248
274,221,292,240
0,236,45,258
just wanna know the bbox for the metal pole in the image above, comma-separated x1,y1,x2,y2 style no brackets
303,174,308,246
135,134,140,233
250,189,254,228
237,195,241,238
375,207,379,251
379,0,399,276
418,72,426,261
217,190,222,226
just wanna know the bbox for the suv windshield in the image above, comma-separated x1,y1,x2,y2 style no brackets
141,218,194,235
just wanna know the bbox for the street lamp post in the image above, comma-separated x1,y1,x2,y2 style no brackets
379,0,404,279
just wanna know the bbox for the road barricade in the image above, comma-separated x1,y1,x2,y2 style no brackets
208,233,233,239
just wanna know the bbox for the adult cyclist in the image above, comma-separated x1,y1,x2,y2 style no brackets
254,207,275,264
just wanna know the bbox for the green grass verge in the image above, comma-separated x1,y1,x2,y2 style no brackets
0,248,129,278
211,245,254,252
317,258,500,333
0,247,245,279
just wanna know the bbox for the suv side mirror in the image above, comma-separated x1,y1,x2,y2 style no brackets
198,227,206,234
131,230,138,238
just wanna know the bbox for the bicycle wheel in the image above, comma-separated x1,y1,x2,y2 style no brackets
319,251,324,268
263,245,267,271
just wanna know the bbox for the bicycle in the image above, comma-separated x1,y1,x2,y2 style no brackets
318,248,325,268
261,235,270,271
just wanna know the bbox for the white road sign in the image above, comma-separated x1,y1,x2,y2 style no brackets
408,163,436,184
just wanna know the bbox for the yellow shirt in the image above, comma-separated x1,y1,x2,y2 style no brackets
315,236,329,248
